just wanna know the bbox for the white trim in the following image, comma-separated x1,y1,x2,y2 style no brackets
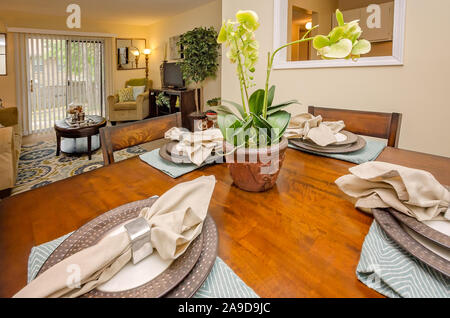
6,27,117,38
273,0,406,69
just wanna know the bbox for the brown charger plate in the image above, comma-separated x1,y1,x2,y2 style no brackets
290,135,366,154
159,141,221,165
373,208,450,277
388,208,450,249
38,197,217,298
164,215,218,298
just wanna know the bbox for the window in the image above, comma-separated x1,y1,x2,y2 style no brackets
0,34,6,75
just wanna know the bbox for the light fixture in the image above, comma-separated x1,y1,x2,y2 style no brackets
132,50,140,68
305,21,312,30
143,48,152,80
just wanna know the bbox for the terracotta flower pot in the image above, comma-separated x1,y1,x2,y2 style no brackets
224,137,288,192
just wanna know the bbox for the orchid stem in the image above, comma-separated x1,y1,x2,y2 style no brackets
262,28,317,119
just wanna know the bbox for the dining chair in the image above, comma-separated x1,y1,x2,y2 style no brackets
308,106,402,147
100,112,182,165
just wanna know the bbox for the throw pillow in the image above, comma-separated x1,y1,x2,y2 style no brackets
118,87,134,102
128,85,145,100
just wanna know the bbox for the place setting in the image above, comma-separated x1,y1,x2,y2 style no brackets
139,127,224,178
286,112,386,164
16,176,258,298
336,162,450,297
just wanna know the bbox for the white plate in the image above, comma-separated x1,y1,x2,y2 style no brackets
96,218,173,292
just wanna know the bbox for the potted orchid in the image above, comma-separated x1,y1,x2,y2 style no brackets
216,9,371,192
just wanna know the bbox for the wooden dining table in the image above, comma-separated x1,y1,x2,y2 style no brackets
0,146,449,298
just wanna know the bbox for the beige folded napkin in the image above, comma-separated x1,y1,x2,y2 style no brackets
336,162,450,221
285,113,345,146
14,175,216,298
165,127,223,166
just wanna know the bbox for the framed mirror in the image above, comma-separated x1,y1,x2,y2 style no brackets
0,34,6,76
116,38,147,70
273,0,406,69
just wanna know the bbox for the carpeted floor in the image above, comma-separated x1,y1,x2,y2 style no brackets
12,141,148,196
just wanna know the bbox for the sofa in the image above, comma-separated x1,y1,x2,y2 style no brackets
107,78,153,124
0,107,22,197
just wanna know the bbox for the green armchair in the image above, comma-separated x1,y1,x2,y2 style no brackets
107,78,153,124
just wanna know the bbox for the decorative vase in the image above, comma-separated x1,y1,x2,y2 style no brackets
224,137,288,192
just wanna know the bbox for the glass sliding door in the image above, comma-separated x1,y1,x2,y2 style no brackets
27,34,104,133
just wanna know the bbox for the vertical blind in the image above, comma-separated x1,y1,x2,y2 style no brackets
25,34,104,133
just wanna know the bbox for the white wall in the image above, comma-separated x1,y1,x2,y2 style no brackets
147,0,222,109
222,0,450,157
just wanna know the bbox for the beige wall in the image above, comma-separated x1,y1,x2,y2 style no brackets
147,0,222,110
222,0,450,157
0,22,16,108
0,10,150,109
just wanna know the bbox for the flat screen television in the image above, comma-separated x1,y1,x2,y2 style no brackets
161,62,185,90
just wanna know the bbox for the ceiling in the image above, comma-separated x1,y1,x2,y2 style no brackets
0,0,216,26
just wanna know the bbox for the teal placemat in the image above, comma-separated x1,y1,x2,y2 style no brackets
357,221,449,298
139,149,202,178
288,137,386,164
27,234,258,298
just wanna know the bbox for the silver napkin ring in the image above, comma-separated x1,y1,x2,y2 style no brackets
124,217,153,264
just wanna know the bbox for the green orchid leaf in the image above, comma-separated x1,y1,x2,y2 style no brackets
321,38,353,59
248,89,265,116
336,9,345,27
267,100,300,115
352,39,371,55
313,35,330,50
231,116,253,146
251,113,273,144
329,26,345,44
221,99,246,119
266,110,291,143
268,85,276,107
217,113,240,143
214,105,237,116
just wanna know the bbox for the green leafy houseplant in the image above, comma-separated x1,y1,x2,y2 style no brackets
216,9,371,148
156,92,170,108
177,27,221,113
207,97,221,107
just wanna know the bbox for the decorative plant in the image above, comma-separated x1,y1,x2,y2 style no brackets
156,92,170,108
177,27,221,113
207,97,221,107
216,9,371,148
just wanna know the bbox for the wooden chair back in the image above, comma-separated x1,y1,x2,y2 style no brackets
100,112,182,165
308,106,402,147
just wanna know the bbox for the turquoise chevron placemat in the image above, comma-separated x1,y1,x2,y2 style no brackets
28,233,258,298
288,137,386,164
357,221,449,298
139,149,201,178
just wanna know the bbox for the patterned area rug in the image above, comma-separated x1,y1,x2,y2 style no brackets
13,141,146,196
